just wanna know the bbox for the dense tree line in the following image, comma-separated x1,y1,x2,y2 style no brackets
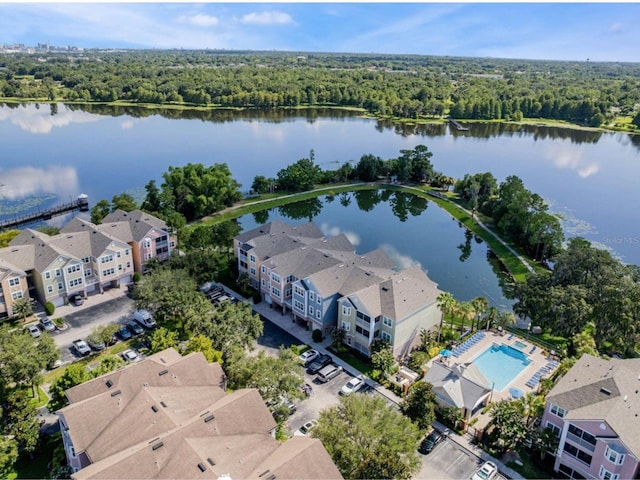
513,237,640,355
1,50,639,126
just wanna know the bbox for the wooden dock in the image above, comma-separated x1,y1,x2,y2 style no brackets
0,194,89,230
448,118,470,131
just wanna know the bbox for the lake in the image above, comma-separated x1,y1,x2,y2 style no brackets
1,103,639,302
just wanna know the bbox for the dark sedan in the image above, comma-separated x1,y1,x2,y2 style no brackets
307,354,332,375
418,429,446,454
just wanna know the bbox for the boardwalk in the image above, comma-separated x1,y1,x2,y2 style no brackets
0,195,89,230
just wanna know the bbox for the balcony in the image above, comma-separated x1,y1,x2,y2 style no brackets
566,432,596,452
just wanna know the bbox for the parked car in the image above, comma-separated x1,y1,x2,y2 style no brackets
121,349,139,362
39,318,56,332
340,376,365,395
117,325,133,341
307,354,332,374
72,339,91,356
317,364,343,383
69,294,84,306
87,338,106,352
298,349,319,365
27,324,41,338
133,309,156,328
471,461,498,480
127,321,144,335
299,419,318,435
418,428,446,454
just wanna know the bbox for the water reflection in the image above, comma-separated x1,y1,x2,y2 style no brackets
0,103,101,134
0,166,79,200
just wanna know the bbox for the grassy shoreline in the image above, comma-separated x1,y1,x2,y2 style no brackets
1,98,637,135
193,182,542,282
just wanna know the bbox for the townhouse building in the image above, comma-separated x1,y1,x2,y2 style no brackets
0,256,29,317
235,220,442,358
0,209,173,315
58,348,342,480
541,354,640,480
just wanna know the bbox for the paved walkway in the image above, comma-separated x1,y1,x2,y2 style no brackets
252,301,524,480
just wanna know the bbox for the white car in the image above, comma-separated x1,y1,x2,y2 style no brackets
27,324,41,338
298,349,319,365
340,377,365,395
298,420,318,435
471,461,498,480
121,349,139,362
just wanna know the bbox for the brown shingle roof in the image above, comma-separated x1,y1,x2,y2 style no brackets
102,210,168,242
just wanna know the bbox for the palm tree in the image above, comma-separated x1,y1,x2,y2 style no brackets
471,296,488,332
458,302,476,333
517,392,545,427
436,292,455,343
496,310,516,330
13,297,33,322
485,306,499,331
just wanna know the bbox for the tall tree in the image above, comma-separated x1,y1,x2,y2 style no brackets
90,199,110,224
1,392,39,454
111,193,138,212
436,292,455,342
401,382,438,430
315,394,422,479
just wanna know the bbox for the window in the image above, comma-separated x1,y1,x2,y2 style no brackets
83,256,90,263
342,305,351,316
316,310,321,319
568,424,596,448
11,291,23,300
294,286,305,296
546,421,561,438
68,278,83,288
144,253,153,261
144,238,151,249
563,443,593,466
55,268,62,277
285,288,292,298
118,264,123,271
599,466,619,480
67,264,81,274
341,321,351,332
85,269,92,277
58,282,64,291
103,268,115,277
47,285,54,294
261,265,266,274
286,275,295,283
381,331,392,343
250,267,256,275
101,254,114,264
261,279,266,287
9,277,20,287
309,292,314,301
271,273,281,284
294,300,304,311
271,287,280,298
550,404,566,418
125,249,130,256
116,251,121,258
44,271,51,280
605,446,625,465
250,255,256,263
126,261,131,268
308,306,314,315
355,325,370,338
383,316,393,327
317,295,321,304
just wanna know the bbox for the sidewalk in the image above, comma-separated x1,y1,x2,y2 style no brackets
252,300,524,480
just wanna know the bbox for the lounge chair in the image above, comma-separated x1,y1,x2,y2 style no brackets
507,333,514,340
529,346,537,354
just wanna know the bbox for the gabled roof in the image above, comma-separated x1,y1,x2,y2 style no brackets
0,256,26,282
102,209,169,242
266,247,343,280
9,228,80,271
345,265,440,321
547,354,640,458
424,362,491,411
235,220,323,246
60,218,131,256
0,244,35,272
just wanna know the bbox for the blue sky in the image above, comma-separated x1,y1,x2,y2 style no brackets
1,3,639,62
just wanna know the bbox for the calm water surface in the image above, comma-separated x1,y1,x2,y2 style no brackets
1,103,639,267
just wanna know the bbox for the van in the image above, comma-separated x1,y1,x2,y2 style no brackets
317,364,343,383
133,309,156,328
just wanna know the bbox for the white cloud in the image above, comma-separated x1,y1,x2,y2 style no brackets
0,104,101,134
178,13,219,28
239,11,294,26
0,166,79,200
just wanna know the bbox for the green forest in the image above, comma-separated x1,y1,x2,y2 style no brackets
1,50,640,129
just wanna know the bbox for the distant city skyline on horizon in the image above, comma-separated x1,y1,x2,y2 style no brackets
1,3,639,63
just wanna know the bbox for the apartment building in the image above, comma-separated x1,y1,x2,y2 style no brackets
0,209,173,314
541,354,640,480
58,348,342,480
235,220,442,358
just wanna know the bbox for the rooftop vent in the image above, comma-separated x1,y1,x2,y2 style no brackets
197,463,206,472
204,414,215,423
105,380,113,388
158,369,169,376
259,470,271,478
151,405,158,413
160,401,167,408
152,442,164,451
382,287,389,292
207,457,215,466
266,475,276,480
110,390,122,397
148,437,160,444
600,388,611,395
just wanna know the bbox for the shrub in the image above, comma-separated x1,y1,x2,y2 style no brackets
408,351,429,372
45,301,55,315
132,272,141,283
53,317,65,328
312,329,323,342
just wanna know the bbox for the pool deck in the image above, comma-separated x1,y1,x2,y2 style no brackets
429,330,558,402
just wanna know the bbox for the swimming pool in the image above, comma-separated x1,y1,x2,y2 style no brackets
512,340,527,351
472,343,531,391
